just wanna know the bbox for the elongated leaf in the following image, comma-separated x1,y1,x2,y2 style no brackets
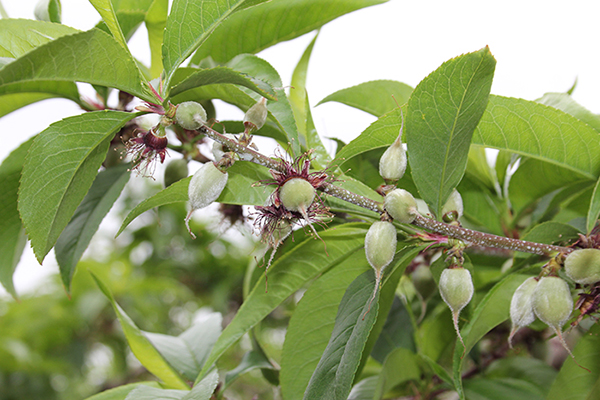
191,0,387,64
303,270,380,400
0,29,155,103
406,47,496,217
0,93,54,118
162,0,267,86
168,66,276,99
374,348,420,399
55,164,130,293
83,382,161,400
318,80,413,117
537,92,600,134
0,19,77,58
117,161,271,236
195,223,369,383
145,0,168,78
0,138,33,299
452,273,530,398
587,178,600,234
19,111,138,262
89,0,129,49
473,95,600,180
370,297,416,363
91,273,189,390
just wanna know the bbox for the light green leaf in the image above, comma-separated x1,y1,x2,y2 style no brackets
162,0,268,86
473,95,600,180
347,376,378,400
195,223,369,383
89,0,129,49
223,349,274,390
91,272,190,390
55,164,130,293
191,0,387,64
0,19,77,58
83,382,161,400
0,81,80,113
374,348,420,399
144,313,222,381
168,66,276,99
19,111,138,262
318,80,413,117
406,47,496,217
116,161,271,236
0,29,155,103
587,177,600,234
0,138,33,299
124,370,218,400
537,92,600,134
34,0,61,23
145,0,168,78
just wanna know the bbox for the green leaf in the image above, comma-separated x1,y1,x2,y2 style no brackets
124,371,218,399
515,221,581,258
473,95,600,180
0,19,77,58
0,81,80,112
318,80,413,117
374,348,420,399
162,0,267,86
191,0,387,64
0,138,33,299
145,0,168,78
464,377,546,400
452,273,530,399
406,47,496,217
116,161,271,236
370,297,416,363
89,0,129,49
144,313,222,381
537,92,600,134
168,66,276,99
55,164,130,293
485,357,557,396
83,382,161,400
302,270,380,400
19,111,138,262
280,255,369,400
90,272,190,390
195,223,369,383
347,376,378,400
587,177,600,233
34,0,61,23
223,348,274,390
0,29,155,103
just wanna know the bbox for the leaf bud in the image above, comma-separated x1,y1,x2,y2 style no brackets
176,101,207,130
508,276,538,347
279,178,316,213
243,97,268,133
441,189,463,222
164,158,189,188
384,188,418,224
439,267,474,352
564,248,600,285
379,130,407,182
185,162,228,238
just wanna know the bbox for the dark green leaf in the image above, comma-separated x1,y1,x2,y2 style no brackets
485,357,557,396
0,138,33,299
55,164,130,293
587,177,600,234
91,272,190,390
318,79,413,117
19,111,138,262
464,377,545,400
191,0,387,64
370,296,416,363
83,382,162,400
0,29,155,103
374,348,420,399
406,47,496,217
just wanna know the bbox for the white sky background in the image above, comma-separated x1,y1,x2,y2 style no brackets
1,0,599,296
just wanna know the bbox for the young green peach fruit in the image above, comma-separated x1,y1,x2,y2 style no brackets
441,189,463,222
243,97,268,133
384,188,418,224
564,248,600,285
364,221,397,317
185,162,228,238
176,101,207,130
280,178,316,213
379,128,407,182
439,267,474,352
163,158,188,188
508,276,538,347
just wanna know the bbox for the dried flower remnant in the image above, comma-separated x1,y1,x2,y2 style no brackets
125,126,168,177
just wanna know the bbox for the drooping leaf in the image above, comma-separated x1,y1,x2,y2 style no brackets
587,177,600,234
19,111,138,262
406,47,496,217
82,382,161,400
90,272,189,390
195,223,369,383
34,0,61,23
168,66,276,99
0,29,156,103
117,161,271,236
89,0,129,49
318,79,413,117
162,0,268,86
0,138,33,299
145,0,168,78
0,19,77,58
55,164,130,293
191,0,387,64
473,95,600,180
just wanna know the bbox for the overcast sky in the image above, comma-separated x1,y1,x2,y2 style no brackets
1,0,599,296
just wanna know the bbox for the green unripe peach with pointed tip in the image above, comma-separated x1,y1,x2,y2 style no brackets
280,178,315,212
365,221,397,273
439,268,474,315
176,101,207,130
564,248,600,285
532,276,573,329
384,189,418,223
